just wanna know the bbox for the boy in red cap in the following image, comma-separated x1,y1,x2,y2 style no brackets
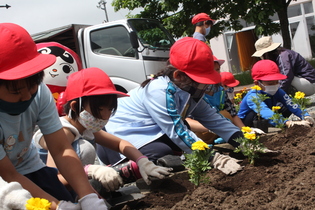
98,37,245,175
192,13,215,43
0,23,108,209
238,60,314,128
33,67,171,195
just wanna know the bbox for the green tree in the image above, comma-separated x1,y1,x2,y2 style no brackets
112,0,296,49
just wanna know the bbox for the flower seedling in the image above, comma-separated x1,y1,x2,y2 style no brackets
269,106,287,131
184,141,213,186
234,127,266,165
291,91,311,117
250,85,270,120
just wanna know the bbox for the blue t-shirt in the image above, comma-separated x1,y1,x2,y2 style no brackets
0,83,62,175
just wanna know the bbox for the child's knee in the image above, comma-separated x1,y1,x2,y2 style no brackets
77,140,96,166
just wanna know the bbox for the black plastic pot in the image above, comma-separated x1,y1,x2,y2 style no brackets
253,118,269,133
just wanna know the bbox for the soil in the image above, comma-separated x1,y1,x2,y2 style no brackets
123,125,315,210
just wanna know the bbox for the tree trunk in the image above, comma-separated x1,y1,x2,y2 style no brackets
276,0,291,49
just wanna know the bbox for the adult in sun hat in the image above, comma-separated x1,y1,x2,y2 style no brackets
33,67,172,196
192,12,215,43
252,36,315,96
0,23,108,209
238,60,314,128
98,37,245,176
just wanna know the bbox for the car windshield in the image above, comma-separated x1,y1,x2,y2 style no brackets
128,19,175,50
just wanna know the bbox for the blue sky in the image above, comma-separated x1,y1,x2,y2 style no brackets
0,0,142,34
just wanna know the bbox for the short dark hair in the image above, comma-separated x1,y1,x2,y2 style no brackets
195,20,213,27
0,71,44,92
64,94,118,120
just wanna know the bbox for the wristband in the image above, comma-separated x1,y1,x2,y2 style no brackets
136,156,147,163
84,164,91,176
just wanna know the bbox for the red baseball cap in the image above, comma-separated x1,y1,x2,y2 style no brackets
65,67,129,101
170,37,220,84
0,23,56,80
220,72,239,87
213,55,225,66
251,60,287,81
192,13,215,25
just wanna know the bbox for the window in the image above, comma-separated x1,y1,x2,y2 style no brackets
303,1,314,14
288,4,302,18
90,26,135,57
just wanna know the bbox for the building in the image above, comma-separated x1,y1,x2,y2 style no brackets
210,0,315,73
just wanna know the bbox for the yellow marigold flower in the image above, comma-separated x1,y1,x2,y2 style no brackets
251,85,261,91
244,132,256,140
241,126,252,133
192,141,209,151
272,106,281,112
294,91,305,99
236,93,242,98
25,198,51,210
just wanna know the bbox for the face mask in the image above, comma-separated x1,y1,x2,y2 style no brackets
78,110,108,133
205,27,211,36
260,82,279,95
0,91,37,115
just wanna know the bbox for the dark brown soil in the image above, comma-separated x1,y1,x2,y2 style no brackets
124,125,315,210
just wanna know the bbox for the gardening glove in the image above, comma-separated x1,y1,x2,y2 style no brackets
57,201,81,210
137,157,173,185
0,177,32,210
261,148,280,155
288,120,311,128
79,193,108,210
214,137,225,144
85,164,123,192
304,116,315,126
210,153,243,175
250,128,266,134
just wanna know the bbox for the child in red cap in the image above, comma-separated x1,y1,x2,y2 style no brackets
238,60,315,128
192,13,215,43
187,56,264,145
33,67,171,196
98,37,244,176
0,23,107,209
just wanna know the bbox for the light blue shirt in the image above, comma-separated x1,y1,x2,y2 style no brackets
106,76,239,158
0,83,62,175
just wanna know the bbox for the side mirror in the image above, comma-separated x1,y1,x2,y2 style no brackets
129,31,139,49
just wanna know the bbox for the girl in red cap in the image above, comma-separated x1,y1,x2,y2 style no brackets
33,67,172,198
98,37,245,176
238,60,315,128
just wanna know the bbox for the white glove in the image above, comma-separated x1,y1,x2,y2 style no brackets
137,157,173,185
288,120,311,128
210,153,243,175
85,165,123,191
304,116,315,126
79,193,108,210
0,177,32,210
57,200,81,210
250,127,266,134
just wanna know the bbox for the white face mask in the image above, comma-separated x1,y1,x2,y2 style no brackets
260,82,279,95
205,26,211,36
78,110,108,133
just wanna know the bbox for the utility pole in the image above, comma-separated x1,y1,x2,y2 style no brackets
0,4,11,9
97,0,109,22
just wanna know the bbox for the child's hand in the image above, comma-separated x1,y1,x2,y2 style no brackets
85,165,123,192
287,120,311,127
137,157,172,185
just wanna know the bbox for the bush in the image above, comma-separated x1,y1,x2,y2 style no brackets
234,70,253,86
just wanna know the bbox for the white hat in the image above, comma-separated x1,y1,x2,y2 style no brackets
252,36,281,57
